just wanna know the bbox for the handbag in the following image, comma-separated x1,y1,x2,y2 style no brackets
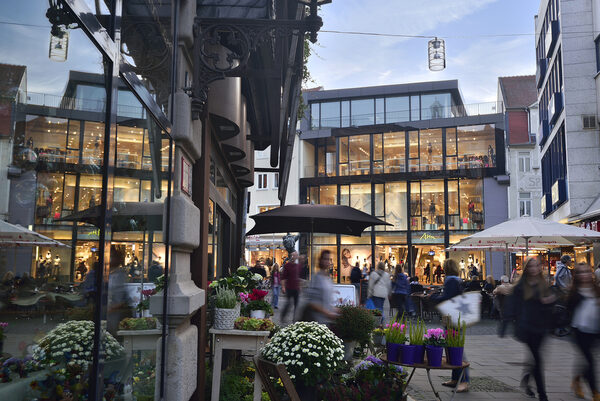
365,297,376,310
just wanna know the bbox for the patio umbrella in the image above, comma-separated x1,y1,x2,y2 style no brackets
246,204,391,236
448,215,600,275
0,220,68,247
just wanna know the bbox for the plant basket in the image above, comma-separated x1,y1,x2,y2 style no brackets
213,304,240,330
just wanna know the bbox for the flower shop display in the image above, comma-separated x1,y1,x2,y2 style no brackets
424,328,446,367
407,319,426,364
213,287,240,330
261,321,344,389
33,320,123,369
384,321,406,363
445,317,466,366
244,289,273,318
318,355,407,401
332,305,376,360
118,317,158,331
209,266,263,293
372,327,385,346
0,356,42,383
234,317,275,332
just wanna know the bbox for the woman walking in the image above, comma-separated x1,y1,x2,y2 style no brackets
568,263,600,400
300,249,339,325
429,259,469,393
505,256,555,401
367,261,392,315
270,259,281,309
391,265,410,318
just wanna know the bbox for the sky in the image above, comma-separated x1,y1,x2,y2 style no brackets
307,0,541,104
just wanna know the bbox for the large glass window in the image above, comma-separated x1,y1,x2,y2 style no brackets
448,179,460,229
338,136,349,175
341,100,350,127
317,137,336,176
385,182,407,230
320,101,341,128
375,98,385,124
350,183,371,214
421,93,452,119
410,95,420,121
410,182,422,230
408,130,420,172
386,96,409,123
351,98,374,126
420,129,443,171
311,102,320,129
320,185,337,205
348,135,370,175
421,180,445,230
445,128,458,170
383,131,405,173
460,179,484,229
458,124,496,168
373,133,383,174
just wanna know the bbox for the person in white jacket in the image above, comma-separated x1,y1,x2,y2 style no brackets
368,262,392,314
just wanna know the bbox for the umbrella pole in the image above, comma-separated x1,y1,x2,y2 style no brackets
525,237,529,256
505,243,510,278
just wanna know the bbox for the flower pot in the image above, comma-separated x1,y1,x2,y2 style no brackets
142,309,151,318
373,334,385,346
425,345,443,367
402,344,418,365
446,346,464,366
213,304,240,330
343,340,357,361
412,344,425,364
250,309,266,319
386,342,402,363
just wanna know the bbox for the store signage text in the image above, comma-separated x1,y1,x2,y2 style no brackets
420,233,437,241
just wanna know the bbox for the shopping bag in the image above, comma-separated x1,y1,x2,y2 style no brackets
365,297,376,310
436,291,481,327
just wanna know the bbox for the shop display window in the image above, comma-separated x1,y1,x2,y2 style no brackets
348,135,370,175
408,130,419,172
419,129,443,171
460,179,484,230
317,137,336,177
117,125,144,169
383,131,405,173
374,184,384,217
446,127,458,170
350,183,371,215
448,179,460,229
82,121,104,166
458,124,496,168
339,185,349,206
421,180,445,230
385,182,407,230
373,133,383,174
319,185,337,205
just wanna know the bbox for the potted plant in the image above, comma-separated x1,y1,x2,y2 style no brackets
0,322,7,354
384,321,406,363
245,289,273,318
261,321,344,401
369,308,383,325
137,289,156,317
234,317,275,332
213,287,240,330
332,305,375,360
372,327,385,346
445,317,466,366
407,318,426,364
118,317,159,331
424,328,446,367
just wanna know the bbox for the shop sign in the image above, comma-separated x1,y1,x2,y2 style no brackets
580,220,600,232
412,233,444,244
181,156,192,197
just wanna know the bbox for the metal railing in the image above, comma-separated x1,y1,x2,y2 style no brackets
25,92,145,118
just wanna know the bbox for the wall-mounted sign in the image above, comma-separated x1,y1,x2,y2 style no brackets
181,156,192,197
551,180,559,205
541,194,547,214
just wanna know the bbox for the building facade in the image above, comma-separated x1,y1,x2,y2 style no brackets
299,81,509,281
535,0,600,224
498,76,543,221
0,1,315,400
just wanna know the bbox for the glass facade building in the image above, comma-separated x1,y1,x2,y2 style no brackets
300,82,506,282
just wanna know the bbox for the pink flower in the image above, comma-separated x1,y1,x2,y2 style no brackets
239,293,249,304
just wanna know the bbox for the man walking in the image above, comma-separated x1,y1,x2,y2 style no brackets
281,251,301,323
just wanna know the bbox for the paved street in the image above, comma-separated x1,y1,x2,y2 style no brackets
272,294,595,401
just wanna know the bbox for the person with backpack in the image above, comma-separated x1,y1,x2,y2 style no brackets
350,261,362,303
567,263,600,400
555,255,573,293
391,265,409,318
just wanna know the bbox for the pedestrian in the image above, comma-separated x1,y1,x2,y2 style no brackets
503,256,555,401
594,263,600,283
469,263,479,280
429,259,469,393
483,275,495,293
567,263,600,400
270,259,281,310
493,275,513,319
280,251,301,323
298,254,310,281
424,263,431,283
555,254,573,294
434,263,443,284
350,261,362,303
367,261,392,315
391,265,409,318
250,261,267,278
299,249,338,325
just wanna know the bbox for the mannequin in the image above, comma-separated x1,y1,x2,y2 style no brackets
53,256,61,278
46,251,52,262
460,258,466,279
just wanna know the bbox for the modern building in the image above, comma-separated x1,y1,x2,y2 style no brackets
0,1,320,400
535,0,600,224
298,80,509,281
497,75,542,221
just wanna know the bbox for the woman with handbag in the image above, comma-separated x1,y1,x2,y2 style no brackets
429,259,469,393
367,261,391,315
504,256,555,401
567,263,600,400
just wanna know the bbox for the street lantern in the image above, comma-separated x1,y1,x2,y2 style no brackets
428,37,446,72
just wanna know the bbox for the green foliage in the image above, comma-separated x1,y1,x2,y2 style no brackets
214,287,237,309
209,266,263,294
219,361,270,401
246,300,273,315
333,305,376,342
446,315,466,348
408,319,426,345
118,317,158,331
234,317,276,332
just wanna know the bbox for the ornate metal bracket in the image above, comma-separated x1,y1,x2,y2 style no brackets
190,14,322,120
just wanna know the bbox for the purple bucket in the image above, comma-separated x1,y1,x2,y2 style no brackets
446,347,464,366
386,342,402,362
426,345,443,367
402,344,417,365
413,345,425,364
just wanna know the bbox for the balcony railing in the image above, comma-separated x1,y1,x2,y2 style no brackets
25,92,145,118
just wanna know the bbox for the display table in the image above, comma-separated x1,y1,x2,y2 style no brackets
210,328,270,401
385,358,469,401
